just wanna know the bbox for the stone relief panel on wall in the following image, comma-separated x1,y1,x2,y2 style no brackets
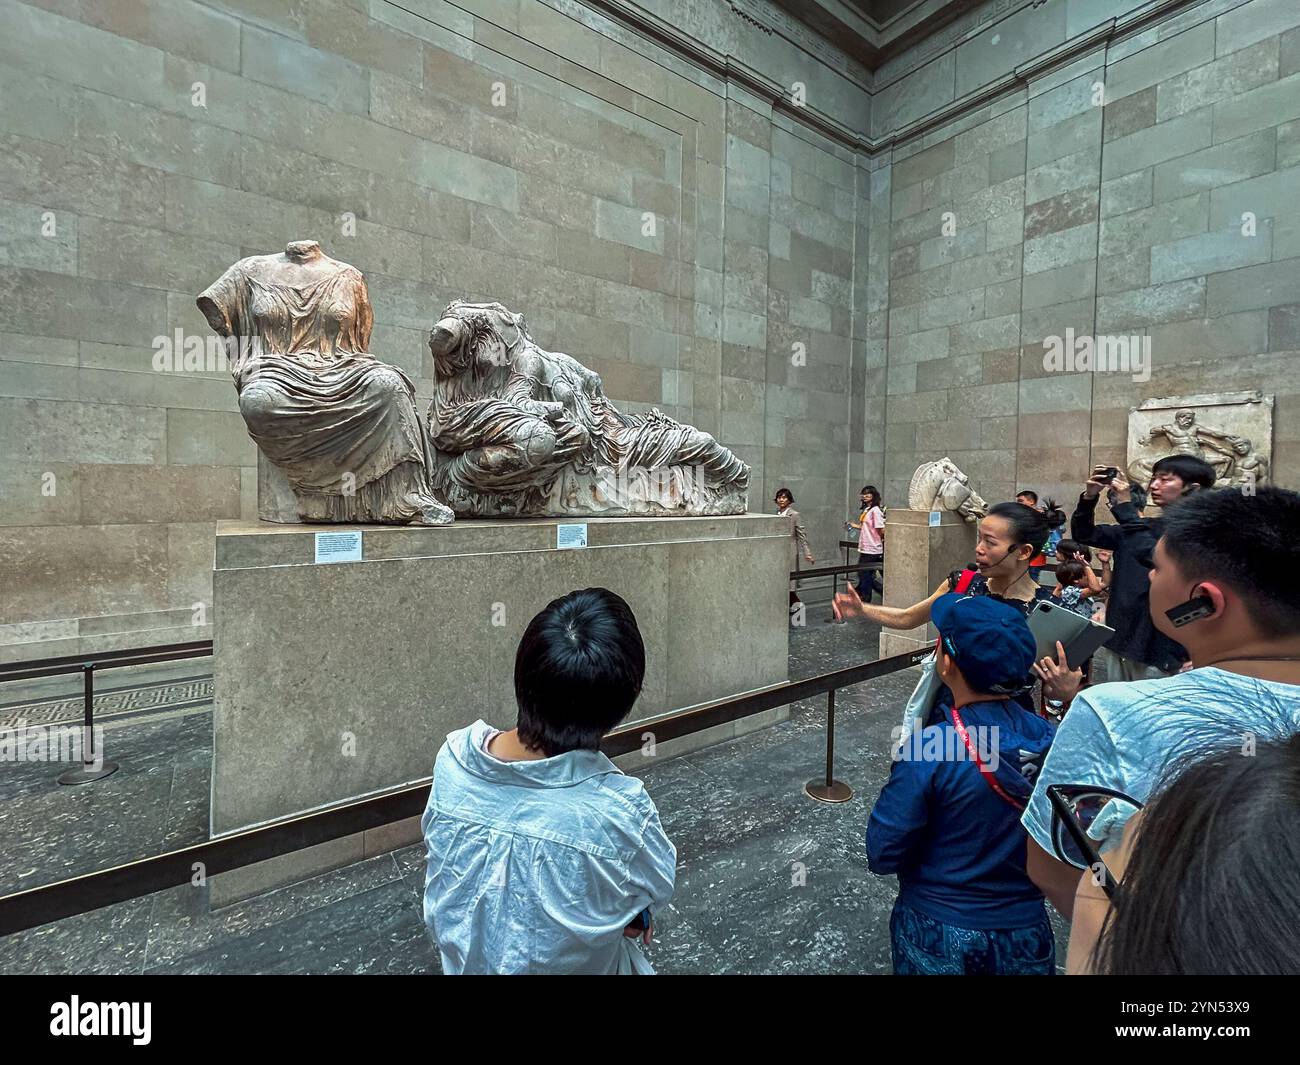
907,457,989,523
197,243,750,524
1127,391,1273,493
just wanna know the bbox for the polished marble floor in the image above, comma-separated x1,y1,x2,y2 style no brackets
0,617,1069,974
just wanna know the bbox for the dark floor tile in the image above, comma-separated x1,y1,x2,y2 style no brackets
144,852,406,966
146,878,425,975
0,895,153,975
1,622,1069,974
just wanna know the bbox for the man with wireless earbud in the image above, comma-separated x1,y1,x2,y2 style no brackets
1069,454,1216,682
1022,484,1300,920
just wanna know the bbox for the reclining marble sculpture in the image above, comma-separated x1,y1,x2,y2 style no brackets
425,300,750,516
197,243,749,523
907,457,988,523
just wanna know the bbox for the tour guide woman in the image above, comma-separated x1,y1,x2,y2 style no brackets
833,502,1083,709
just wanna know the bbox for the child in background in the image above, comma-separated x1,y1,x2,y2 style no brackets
1055,540,1103,605
1054,538,1089,565
1028,499,1065,582
1053,560,1098,619
1043,500,1066,559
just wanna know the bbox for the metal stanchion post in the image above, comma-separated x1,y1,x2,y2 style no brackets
834,540,848,625
58,663,119,785
804,689,853,803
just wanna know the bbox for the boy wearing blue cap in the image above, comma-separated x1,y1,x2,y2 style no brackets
867,594,1057,975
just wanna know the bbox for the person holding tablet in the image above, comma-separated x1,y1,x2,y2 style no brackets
835,501,1082,714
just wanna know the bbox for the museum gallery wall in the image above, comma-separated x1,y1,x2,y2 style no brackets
2,0,1299,658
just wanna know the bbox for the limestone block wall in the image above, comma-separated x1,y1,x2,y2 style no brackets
0,0,874,661
872,0,1300,508
3,0,1297,662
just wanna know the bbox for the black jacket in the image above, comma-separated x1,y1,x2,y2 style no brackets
1070,494,1188,672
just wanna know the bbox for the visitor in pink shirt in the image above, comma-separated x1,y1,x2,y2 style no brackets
849,485,885,602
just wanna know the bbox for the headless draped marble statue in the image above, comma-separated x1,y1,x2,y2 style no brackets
197,240,454,525
198,244,749,523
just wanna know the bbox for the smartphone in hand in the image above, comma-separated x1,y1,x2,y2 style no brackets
623,907,652,942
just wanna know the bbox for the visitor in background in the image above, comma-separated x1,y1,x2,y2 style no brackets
422,588,676,974
1070,456,1215,682
867,595,1056,975
1043,500,1067,559
1095,549,1113,597
1016,490,1040,510
847,485,885,603
1027,498,1064,582
1053,542,1103,596
1114,482,1148,515
777,487,813,610
834,502,1079,714
1022,486,1300,919
1056,541,1112,628
1069,729,1300,975
1053,539,1090,565
1051,561,1096,619
1042,559,1103,707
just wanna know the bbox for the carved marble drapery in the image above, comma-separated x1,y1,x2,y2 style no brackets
197,241,453,525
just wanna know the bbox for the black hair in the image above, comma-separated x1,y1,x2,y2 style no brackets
514,588,645,756
1107,482,1148,513
1016,490,1038,504
1056,560,1088,586
1042,497,1066,529
1159,485,1300,632
774,486,794,504
986,501,1051,557
860,484,881,508
1151,454,1216,490
1055,538,1092,562
1094,730,1300,975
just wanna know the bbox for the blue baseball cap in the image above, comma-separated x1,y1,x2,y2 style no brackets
930,593,1037,694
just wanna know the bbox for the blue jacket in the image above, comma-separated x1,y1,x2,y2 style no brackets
866,699,1055,929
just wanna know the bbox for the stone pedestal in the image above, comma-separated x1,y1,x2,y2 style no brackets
877,509,976,659
209,513,790,903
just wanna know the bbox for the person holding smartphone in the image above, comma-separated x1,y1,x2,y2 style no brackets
1069,455,1213,682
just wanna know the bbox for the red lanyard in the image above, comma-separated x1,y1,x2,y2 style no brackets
950,705,1025,812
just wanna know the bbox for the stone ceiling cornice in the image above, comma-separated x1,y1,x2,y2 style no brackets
578,0,1207,156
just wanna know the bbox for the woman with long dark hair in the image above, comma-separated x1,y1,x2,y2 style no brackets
1070,730,1300,975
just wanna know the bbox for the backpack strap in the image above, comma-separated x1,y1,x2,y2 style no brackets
953,568,978,594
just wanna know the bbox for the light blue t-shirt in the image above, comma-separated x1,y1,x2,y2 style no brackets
1023,669,1300,855
422,720,677,975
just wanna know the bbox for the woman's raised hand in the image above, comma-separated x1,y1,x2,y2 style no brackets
832,584,867,620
